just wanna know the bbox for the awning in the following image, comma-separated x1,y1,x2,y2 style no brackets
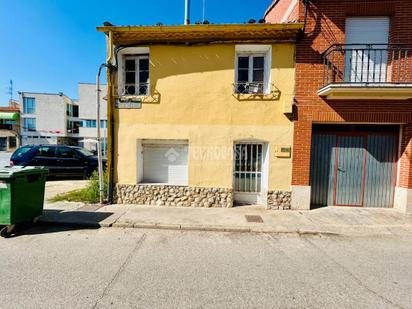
0,112,19,120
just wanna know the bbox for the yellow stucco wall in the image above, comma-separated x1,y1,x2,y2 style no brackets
113,43,295,191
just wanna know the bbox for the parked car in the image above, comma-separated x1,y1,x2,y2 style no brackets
10,145,105,179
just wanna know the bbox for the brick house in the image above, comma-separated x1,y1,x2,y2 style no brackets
266,0,412,212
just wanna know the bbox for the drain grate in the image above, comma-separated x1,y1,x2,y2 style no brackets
245,215,264,223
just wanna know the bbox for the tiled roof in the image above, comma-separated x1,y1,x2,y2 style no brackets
97,23,303,44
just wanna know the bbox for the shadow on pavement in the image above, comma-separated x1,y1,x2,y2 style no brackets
42,209,113,225
0,222,100,238
1,209,113,238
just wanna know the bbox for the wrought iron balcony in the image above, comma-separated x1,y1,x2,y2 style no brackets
122,83,150,96
319,44,412,100
0,124,13,130
234,82,265,95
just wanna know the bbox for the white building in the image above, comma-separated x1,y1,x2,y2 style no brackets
19,92,80,146
77,83,107,155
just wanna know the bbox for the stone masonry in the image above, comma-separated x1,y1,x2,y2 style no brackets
266,190,292,210
115,184,233,208
115,184,292,210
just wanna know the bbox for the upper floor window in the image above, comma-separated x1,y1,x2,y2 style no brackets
123,55,150,96
66,104,73,116
236,54,265,94
72,105,79,118
83,119,97,128
23,118,36,132
23,97,35,114
234,45,271,95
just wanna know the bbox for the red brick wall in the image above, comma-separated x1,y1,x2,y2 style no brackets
267,0,412,189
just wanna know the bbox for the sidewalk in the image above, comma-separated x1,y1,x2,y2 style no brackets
41,201,412,236
39,181,412,236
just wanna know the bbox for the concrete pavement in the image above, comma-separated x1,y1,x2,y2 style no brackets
44,180,88,200
41,203,412,236
0,227,411,309
40,181,412,237
0,151,11,167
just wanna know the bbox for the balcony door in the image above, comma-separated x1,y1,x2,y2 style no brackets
345,17,389,83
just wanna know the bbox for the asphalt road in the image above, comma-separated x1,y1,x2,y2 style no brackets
0,227,411,309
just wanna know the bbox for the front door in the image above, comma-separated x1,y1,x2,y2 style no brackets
234,143,263,205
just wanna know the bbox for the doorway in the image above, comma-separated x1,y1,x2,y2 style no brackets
310,125,398,208
233,142,267,205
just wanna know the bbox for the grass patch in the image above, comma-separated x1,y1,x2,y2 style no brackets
49,170,108,204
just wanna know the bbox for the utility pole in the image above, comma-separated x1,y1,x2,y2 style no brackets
7,80,13,102
96,64,107,204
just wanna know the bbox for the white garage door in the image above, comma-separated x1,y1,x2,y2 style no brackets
142,143,188,185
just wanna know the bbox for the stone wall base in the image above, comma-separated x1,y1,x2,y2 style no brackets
115,184,233,208
267,190,292,210
115,184,292,210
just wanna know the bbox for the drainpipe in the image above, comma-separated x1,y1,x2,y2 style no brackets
184,0,190,25
301,0,310,36
106,31,114,204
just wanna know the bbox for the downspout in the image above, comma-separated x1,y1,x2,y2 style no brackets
106,31,115,203
300,0,310,39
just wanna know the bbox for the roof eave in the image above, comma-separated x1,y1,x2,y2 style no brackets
96,23,304,45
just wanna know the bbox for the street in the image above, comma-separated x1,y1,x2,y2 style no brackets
0,227,411,309
0,151,11,167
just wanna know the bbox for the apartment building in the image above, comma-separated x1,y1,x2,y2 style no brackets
77,83,108,155
98,23,302,208
266,0,412,213
19,92,80,146
0,101,20,152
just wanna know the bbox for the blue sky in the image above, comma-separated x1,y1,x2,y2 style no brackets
0,0,272,105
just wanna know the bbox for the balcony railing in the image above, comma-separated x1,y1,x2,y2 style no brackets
322,44,412,87
0,124,13,130
233,82,266,95
122,83,150,96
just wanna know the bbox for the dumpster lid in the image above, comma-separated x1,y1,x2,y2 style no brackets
0,166,48,179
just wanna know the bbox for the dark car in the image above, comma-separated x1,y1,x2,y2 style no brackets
10,145,105,179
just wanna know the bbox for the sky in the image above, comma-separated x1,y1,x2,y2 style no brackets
0,0,272,105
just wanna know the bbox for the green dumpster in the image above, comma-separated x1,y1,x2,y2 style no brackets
0,166,48,237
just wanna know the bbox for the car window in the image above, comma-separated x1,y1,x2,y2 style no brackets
35,146,56,157
57,147,78,159
74,147,94,157
12,146,32,158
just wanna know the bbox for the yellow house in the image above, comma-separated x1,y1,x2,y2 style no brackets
97,23,302,209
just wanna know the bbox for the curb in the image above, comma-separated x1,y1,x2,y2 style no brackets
37,217,343,236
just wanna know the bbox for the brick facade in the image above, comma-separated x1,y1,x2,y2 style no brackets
266,0,412,190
